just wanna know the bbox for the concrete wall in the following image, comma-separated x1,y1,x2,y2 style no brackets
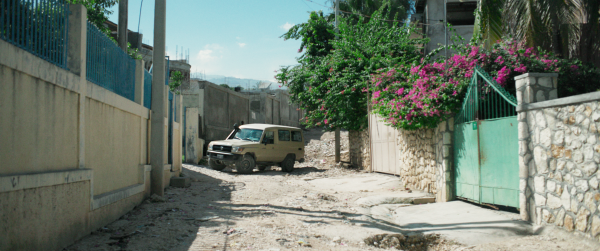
0,8,182,249
0,64,79,175
184,108,203,164
85,89,146,195
181,82,303,151
517,73,600,240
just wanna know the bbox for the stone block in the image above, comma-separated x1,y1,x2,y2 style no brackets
575,179,589,192
524,86,534,103
573,150,584,164
540,128,552,148
556,208,566,227
549,90,558,100
536,112,547,128
534,146,549,174
585,192,597,214
592,216,600,237
547,193,562,209
536,90,546,102
565,214,575,231
554,130,565,145
534,176,545,192
593,111,600,122
170,176,191,188
561,189,571,209
543,209,555,223
576,208,590,232
538,77,553,88
590,177,599,189
547,180,556,192
535,193,547,206
584,162,598,177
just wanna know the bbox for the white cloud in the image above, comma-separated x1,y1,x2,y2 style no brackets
280,22,294,31
238,43,246,48
196,44,223,62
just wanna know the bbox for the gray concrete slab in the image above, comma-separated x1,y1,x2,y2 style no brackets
392,201,533,246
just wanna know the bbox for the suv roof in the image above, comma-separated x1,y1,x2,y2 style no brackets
239,123,301,130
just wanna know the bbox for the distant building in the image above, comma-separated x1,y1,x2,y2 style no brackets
414,0,477,55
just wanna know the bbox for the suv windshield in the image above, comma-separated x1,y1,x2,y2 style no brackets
234,128,263,142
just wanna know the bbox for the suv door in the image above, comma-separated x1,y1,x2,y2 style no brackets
259,130,276,161
276,129,292,162
291,130,304,159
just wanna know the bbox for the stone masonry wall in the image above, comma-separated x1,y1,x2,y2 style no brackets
522,102,600,239
396,128,437,193
349,130,371,170
435,118,455,202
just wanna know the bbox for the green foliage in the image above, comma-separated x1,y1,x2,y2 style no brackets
326,0,412,24
280,11,335,59
371,34,600,131
127,42,143,60
68,0,117,35
276,9,426,131
474,0,600,59
169,71,184,94
219,83,231,89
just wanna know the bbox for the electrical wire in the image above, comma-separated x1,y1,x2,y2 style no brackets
298,0,315,11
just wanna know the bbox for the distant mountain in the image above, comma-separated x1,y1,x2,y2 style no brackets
193,74,283,90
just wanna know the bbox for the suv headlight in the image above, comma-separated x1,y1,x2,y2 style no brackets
232,146,244,153
208,144,213,150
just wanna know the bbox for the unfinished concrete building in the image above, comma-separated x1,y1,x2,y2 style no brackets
414,0,477,55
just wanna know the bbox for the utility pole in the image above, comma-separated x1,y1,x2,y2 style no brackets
118,0,128,51
444,0,448,59
150,0,167,196
334,0,341,163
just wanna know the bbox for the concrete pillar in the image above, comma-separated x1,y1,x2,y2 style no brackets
134,59,144,105
67,5,87,76
515,73,558,221
150,0,167,196
67,5,87,169
118,0,128,51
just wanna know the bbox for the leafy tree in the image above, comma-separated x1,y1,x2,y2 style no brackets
276,9,426,131
326,0,412,24
68,0,118,35
170,71,184,94
219,83,231,89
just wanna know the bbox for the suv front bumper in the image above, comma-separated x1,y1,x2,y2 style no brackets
207,151,241,163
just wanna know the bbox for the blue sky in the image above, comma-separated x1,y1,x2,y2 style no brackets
108,0,333,83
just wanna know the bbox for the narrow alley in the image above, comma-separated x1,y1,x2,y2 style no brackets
64,132,599,251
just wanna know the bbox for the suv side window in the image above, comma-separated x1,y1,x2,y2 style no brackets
262,131,274,144
278,130,290,141
291,131,302,142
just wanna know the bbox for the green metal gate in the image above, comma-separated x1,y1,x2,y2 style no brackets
453,67,519,208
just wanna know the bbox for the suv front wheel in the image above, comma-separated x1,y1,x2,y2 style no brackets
209,159,227,171
236,154,256,174
281,154,295,173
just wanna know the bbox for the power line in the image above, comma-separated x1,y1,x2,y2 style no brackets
298,0,314,11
